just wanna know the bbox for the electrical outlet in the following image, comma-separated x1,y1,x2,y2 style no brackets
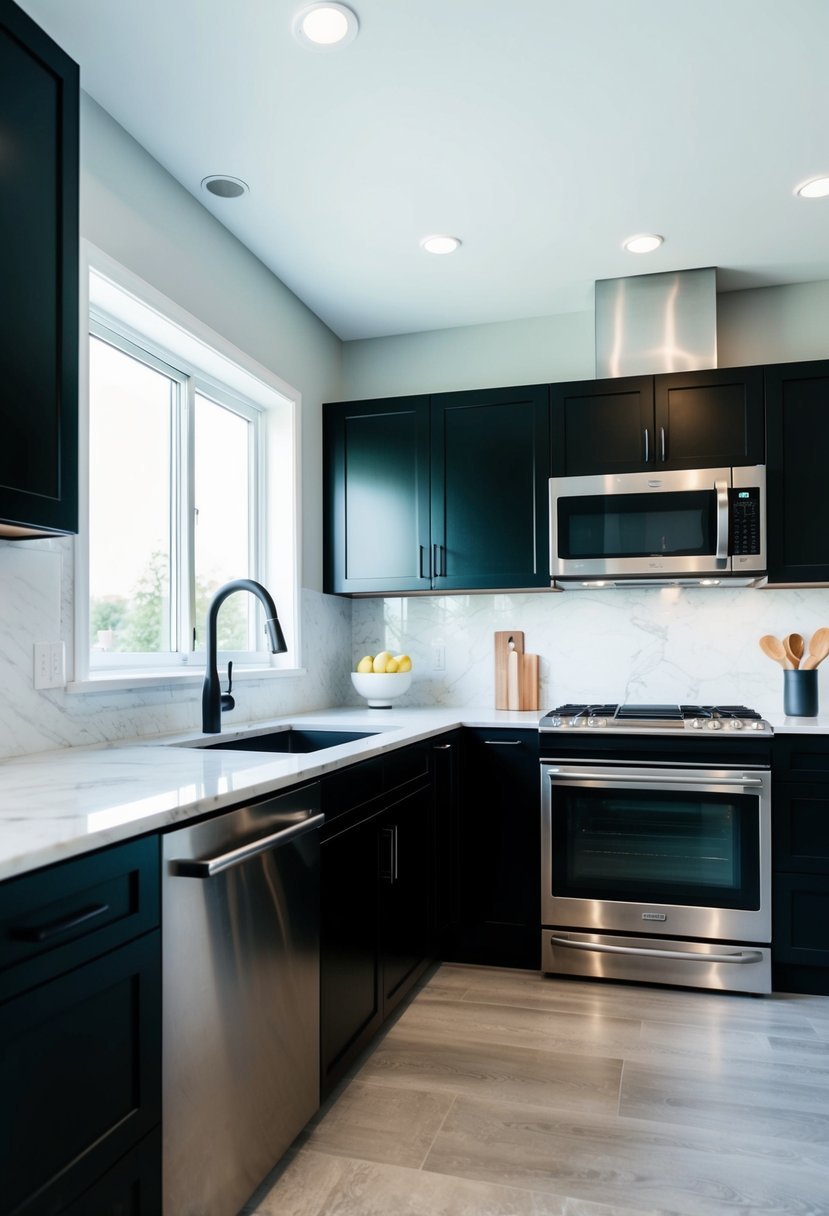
33,641,64,690
432,643,446,671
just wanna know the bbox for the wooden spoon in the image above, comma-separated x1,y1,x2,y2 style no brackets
759,635,795,668
802,627,829,670
783,632,804,668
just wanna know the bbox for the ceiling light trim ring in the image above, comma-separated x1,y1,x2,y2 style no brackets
293,3,359,50
420,234,462,255
623,233,664,254
796,176,829,199
201,175,250,199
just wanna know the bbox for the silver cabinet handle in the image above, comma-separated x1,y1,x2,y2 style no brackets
715,477,729,563
545,768,762,786
419,544,429,579
549,936,764,966
643,427,650,463
660,425,666,462
172,812,325,878
484,739,523,746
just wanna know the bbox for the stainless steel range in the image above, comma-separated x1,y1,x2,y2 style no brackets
540,703,772,994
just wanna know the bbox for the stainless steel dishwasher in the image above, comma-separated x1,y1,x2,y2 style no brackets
162,782,323,1216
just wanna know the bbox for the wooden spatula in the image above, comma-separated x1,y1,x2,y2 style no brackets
759,635,794,668
802,627,829,669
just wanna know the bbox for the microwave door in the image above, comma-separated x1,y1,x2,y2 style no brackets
549,467,733,581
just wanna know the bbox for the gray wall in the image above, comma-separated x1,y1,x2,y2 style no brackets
341,280,829,400
82,94,341,592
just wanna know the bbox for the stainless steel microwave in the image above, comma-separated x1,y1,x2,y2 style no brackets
549,466,766,588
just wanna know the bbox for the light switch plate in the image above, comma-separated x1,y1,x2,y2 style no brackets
33,641,65,689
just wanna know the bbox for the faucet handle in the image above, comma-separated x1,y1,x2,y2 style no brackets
220,661,235,713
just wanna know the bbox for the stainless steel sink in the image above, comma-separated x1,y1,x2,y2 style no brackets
173,728,382,754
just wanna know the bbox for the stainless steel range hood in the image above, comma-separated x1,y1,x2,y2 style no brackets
595,267,717,378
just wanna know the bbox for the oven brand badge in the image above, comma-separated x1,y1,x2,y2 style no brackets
642,912,667,921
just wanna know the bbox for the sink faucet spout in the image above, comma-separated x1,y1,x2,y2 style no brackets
201,579,287,733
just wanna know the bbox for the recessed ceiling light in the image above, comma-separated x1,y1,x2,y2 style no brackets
420,235,462,255
623,233,664,254
796,176,829,199
293,3,359,49
201,175,249,199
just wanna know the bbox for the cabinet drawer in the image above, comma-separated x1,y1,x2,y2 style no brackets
0,931,161,1216
321,758,384,827
0,836,159,1002
384,741,430,793
773,783,829,873
773,735,829,781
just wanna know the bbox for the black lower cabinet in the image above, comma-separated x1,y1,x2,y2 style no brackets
0,837,161,1216
446,729,540,971
62,1130,162,1216
320,746,433,1098
772,759,829,995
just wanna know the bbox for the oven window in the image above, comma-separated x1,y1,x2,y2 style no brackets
557,490,716,559
550,785,760,910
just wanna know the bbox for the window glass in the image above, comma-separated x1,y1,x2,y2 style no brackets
193,393,253,651
88,335,174,655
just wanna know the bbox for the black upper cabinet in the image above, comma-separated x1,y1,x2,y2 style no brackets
0,0,79,537
324,396,431,594
324,385,550,595
551,376,654,476
765,360,829,584
551,368,764,476
430,386,550,591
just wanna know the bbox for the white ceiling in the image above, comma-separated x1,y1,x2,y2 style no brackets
17,0,829,341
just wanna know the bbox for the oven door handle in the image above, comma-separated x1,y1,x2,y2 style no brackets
544,768,764,787
549,937,764,965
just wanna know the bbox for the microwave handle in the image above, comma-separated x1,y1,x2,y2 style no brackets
714,478,729,564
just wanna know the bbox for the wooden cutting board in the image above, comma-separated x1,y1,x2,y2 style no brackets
521,653,539,711
494,631,524,709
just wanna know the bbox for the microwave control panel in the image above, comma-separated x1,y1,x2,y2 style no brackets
729,487,761,554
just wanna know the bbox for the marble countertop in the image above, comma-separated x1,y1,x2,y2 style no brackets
0,707,542,882
4,703,829,884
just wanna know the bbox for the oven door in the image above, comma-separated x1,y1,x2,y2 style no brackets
541,762,771,943
550,466,732,580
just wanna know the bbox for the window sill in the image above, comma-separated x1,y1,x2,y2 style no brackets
66,666,307,695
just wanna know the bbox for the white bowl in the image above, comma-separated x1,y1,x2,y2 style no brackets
351,670,412,708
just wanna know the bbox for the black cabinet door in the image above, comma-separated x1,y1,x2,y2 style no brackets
324,396,431,594
62,1129,162,1216
773,872,829,970
0,931,161,1216
766,360,829,584
654,367,764,470
0,1,78,537
320,810,384,1096
773,782,829,875
430,386,550,590
380,784,432,1019
449,729,540,970
550,376,654,476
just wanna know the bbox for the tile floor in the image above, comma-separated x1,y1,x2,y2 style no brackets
248,965,829,1215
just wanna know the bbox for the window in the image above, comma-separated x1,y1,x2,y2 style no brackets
79,256,299,684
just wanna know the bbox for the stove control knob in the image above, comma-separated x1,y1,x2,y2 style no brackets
706,719,723,731
752,721,765,731
730,719,744,730
569,717,580,727
587,717,596,726
549,716,562,728
691,719,703,729
596,718,607,727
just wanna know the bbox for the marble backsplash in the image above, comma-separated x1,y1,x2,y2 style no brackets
351,584,829,718
0,540,352,760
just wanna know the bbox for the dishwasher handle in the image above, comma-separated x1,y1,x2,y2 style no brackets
171,811,325,878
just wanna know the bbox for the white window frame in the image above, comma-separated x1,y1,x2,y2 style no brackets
72,243,303,691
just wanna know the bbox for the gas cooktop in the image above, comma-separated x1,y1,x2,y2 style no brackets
540,703,772,735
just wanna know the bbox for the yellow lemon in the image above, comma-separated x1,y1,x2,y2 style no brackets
356,655,373,673
385,657,400,673
394,654,412,672
372,650,393,673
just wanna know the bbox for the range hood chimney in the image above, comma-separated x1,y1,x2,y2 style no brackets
595,267,717,378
